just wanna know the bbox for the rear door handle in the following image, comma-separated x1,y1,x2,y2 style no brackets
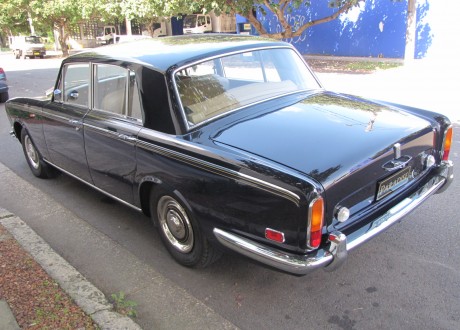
118,134,137,142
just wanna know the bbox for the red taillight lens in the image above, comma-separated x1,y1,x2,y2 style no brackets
308,197,324,249
442,126,453,161
265,228,285,243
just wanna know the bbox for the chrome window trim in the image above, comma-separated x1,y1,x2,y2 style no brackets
85,106,143,126
171,45,322,132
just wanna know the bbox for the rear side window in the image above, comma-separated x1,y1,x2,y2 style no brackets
94,64,128,115
93,63,143,122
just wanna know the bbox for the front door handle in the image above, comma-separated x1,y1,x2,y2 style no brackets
68,119,83,131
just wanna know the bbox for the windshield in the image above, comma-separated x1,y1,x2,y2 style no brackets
183,16,197,28
175,48,320,127
25,36,41,44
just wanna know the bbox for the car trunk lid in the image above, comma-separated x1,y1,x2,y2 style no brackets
212,91,435,225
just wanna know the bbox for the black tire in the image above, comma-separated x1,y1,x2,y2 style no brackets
0,92,8,103
29,55,35,59
39,55,44,59
21,128,57,178
150,189,221,268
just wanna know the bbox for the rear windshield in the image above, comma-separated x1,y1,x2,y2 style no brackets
174,48,320,127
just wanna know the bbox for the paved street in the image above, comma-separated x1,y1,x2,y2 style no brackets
0,53,459,329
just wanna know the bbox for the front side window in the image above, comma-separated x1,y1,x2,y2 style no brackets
175,48,320,127
62,63,90,107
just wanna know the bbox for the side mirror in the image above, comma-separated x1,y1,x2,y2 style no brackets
53,89,62,102
68,90,79,100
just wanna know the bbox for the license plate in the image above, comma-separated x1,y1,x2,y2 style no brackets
34,52,40,56
376,167,412,200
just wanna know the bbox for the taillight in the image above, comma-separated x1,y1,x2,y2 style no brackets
442,126,453,161
308,197,324,249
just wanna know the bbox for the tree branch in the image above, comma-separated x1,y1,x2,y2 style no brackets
245,6,268,36
292,0,364,38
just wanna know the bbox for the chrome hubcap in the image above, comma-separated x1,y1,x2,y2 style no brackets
25,136,39,169
157,196,194,253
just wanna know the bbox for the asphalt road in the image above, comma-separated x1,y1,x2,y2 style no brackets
1,53,459,330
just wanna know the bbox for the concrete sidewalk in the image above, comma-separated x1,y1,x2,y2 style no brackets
0,162,237,330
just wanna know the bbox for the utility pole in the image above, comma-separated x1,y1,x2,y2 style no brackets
405,0,417,61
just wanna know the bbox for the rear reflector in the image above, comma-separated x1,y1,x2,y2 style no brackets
265,228,285,243
308,197,324,249
442,126,453,161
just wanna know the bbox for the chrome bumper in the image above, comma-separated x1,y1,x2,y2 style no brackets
214,161,453,275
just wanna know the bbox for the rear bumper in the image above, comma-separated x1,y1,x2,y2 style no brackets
214,160,453,275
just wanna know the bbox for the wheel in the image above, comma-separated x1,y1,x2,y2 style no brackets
150,190,221,268
29,55,35,59
39,55,44,59
21,128,57,178
0,92,8,103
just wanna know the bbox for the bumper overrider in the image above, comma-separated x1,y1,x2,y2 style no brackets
214,160,453,275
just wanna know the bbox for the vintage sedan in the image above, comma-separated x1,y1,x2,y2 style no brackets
5,35,453,275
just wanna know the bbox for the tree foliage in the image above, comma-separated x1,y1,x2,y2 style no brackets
196,0,365,39
0,0,367,50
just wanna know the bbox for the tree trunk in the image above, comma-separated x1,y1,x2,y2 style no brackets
405,0,417,61
56,22,69,57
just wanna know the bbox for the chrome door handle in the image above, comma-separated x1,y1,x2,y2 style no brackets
119,134,137,142
68,119,83,131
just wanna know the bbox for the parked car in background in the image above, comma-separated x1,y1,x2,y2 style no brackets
4,35,454,275
9,35,46,59
0,67,8,103
183,12,236,34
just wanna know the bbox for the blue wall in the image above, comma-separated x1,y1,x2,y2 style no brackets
255,0,432,59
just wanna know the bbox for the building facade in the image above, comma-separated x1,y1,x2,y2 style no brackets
256,0,447,59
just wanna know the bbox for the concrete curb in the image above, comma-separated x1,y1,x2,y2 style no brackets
0,208,142,330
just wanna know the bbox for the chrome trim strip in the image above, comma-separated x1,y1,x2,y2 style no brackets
213,164,451,275
137,140,301,206
43,160,142,213
83,123,138,146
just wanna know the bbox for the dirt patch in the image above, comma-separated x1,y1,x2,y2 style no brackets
306,59,402,74
0,224,97,329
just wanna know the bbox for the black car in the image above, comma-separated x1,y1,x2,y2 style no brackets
5,35,453,275
0,67,8,103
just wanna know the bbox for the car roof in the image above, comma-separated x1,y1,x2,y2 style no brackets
66,34,290,73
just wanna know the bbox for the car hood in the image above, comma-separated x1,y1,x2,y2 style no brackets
212,91,432,189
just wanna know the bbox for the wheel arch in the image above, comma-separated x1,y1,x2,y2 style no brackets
13,121,24,141
138,177,196,225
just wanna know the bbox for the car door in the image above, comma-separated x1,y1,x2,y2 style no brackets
43,62,93,182
83,63,143,204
